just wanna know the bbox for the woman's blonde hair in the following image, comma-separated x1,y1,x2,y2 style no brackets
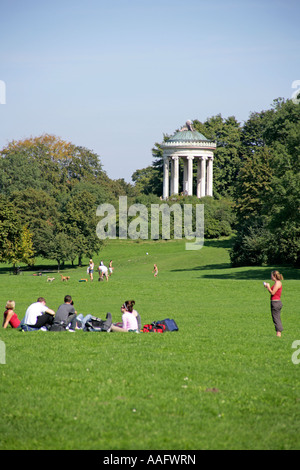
272,270,284,281
5,300,15,310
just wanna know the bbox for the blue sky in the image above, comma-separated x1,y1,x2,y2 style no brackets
1,0,299,181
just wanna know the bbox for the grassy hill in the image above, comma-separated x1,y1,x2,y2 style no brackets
0,238,299,450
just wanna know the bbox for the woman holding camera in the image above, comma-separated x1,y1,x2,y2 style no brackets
264,270,284,337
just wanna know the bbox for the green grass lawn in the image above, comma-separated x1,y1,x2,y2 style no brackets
0,238,299,450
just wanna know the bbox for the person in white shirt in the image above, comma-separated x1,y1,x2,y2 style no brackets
23,297,55,330
98,264,109,281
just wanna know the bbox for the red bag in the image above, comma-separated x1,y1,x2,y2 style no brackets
142,322,166,333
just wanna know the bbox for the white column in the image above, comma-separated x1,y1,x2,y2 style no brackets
163,155,169,199
196,158,201,198
207,157,213,196
183,158,188,195
170,157,174,195
172,156,179,195
200,157,206,197
187,155,194,196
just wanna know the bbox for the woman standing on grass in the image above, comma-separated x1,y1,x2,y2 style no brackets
88,259,94,281
264,270,284,337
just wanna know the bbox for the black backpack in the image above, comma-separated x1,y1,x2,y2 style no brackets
85,313,112,332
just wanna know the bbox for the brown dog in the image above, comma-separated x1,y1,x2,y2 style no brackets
60,274,70,282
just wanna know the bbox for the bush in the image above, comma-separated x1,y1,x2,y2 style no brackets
202,197,235,239
230,224,271,267
270,225,300,267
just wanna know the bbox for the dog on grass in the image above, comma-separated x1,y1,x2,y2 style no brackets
60,274,70,282
47,277,55,282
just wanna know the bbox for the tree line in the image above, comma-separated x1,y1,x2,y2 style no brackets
0,97,299,268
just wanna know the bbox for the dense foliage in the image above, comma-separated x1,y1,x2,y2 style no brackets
231,99,300,267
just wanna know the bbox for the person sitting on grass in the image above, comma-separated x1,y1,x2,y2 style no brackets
50,295,77,332
2,300,21,329
111,300,139,333
22,297,55,331
130,300,142,331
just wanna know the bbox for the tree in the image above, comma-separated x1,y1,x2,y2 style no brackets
62,190,104,265
0,134,105,197
233,147,273,224
195,115,243,197
46,232,77,270
131,166,161,195
14,226,35,267
0,150,43,196
0,135,110,264
231,98,300,267
9,189,60,256
241,109,274,151
0,196,34,268
148,135,172,197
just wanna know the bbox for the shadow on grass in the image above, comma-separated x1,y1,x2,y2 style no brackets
204,238,234,250
172,239,299,280
0,263,80,276
199,265,298,280
172,263,299,280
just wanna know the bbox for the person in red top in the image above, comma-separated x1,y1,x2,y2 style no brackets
264,270,284,337
2,300,21,329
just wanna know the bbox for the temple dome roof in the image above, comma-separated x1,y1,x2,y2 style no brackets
162,121,216,148
168,129,209,143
